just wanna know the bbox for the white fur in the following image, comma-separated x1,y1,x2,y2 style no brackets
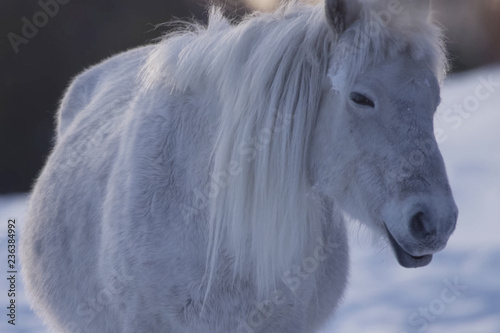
21,1,457,332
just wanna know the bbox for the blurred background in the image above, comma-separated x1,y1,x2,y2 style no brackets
0,0,499,194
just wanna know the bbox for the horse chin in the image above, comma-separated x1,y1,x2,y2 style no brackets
385,227,433,268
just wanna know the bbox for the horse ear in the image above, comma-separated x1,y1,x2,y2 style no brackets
325,0,361,33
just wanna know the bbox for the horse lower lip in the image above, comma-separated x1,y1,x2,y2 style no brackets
384,225,433,268
410,254,425,260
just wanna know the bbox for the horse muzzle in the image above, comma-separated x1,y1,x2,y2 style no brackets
382,193,458,268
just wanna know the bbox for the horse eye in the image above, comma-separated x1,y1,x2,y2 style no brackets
350,92,375,108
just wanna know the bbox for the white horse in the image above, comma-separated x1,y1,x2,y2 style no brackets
21,0,458,332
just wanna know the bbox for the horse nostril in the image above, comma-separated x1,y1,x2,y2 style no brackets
409,211,434,239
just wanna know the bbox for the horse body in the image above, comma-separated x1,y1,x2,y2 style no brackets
22,1,457,332
22,41,348,333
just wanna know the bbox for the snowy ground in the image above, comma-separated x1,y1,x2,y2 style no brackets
1,66,499,333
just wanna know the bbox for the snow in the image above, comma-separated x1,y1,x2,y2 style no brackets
1,66,499,332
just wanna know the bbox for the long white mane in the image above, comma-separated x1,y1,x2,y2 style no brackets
141,1,447,297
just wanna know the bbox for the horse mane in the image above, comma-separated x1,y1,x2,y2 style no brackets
140,1,447,297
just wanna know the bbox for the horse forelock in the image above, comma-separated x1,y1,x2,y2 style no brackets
329,1,448,93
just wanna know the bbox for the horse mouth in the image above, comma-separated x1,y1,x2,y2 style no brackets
385,227,433,268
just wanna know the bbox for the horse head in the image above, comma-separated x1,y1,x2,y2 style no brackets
311,0,458,268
